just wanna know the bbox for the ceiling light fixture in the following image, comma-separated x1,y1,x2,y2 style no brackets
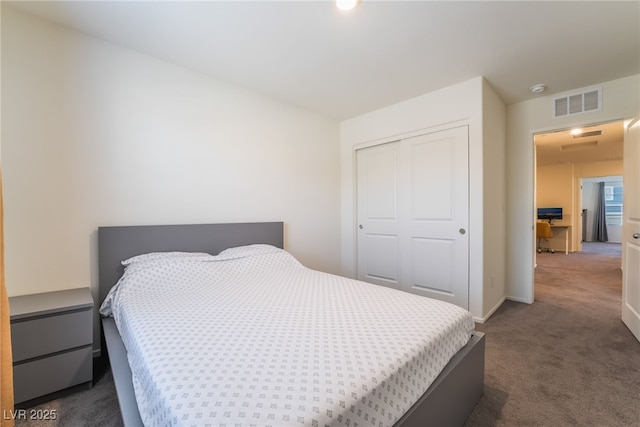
573,130,602,139
336,0,358,11
530,84,546,94
570,128,583,135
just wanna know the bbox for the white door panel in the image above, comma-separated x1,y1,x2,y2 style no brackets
357,126,469,308
363,234,398,283
401,127,469,306
410,138,455,219
622,118,640,342
624,244,640,319
411,237,455,294
357,142,401,289
364,149,398,219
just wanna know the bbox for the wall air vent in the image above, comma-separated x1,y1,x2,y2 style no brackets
553,87,601,118
560,140,598,151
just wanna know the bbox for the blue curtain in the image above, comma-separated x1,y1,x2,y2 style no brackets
592,182,608,242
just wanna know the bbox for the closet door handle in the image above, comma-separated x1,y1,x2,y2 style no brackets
633,233,639,239
459,228,466,235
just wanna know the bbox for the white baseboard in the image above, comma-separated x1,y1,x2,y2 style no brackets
473,296,506,323
506,295,533,304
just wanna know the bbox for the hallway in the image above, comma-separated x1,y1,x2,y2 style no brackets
466,239,638,426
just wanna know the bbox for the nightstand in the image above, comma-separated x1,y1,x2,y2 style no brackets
10,288,94,406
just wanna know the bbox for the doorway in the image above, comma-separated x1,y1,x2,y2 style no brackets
581,176,624,245
534,120,625,294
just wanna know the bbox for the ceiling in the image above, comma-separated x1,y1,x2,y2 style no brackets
535,121,625,167
6,1,640,121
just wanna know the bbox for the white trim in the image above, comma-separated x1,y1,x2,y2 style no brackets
506,295,532,304
530,117,629,304
474,296,507,323
352,118,470,152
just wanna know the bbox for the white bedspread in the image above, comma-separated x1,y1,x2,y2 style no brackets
100,245,475,427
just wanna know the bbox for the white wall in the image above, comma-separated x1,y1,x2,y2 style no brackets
482,79,507,318
340,77,488,319
2,7,341,349
506,74,639,303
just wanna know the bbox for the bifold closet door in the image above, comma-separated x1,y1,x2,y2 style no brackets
356,126,469,309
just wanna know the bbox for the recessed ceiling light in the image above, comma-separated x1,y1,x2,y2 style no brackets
336,0,358,11
530,84,546,94
570,128,582,135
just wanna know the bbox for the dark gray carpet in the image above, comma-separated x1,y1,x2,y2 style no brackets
13,357,122,427
466,242,640,426
15,242,640,426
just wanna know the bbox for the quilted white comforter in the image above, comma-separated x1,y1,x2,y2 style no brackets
100,245,474,427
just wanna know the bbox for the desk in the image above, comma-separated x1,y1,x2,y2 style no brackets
550,225,571,254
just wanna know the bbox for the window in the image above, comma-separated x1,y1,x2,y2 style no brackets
605,183,623,226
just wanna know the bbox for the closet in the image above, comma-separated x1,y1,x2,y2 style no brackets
341,76,507,320
356,126,469,308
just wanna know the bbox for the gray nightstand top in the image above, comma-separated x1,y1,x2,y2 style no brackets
10,288,94,321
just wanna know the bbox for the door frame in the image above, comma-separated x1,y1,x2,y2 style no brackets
531,118,626,299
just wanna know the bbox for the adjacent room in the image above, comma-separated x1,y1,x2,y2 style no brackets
1,1,638,426
535,120,625,256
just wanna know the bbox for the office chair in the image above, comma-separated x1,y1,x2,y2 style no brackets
536,221,554,253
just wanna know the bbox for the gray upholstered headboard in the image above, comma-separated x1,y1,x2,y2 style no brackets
98,222,284,304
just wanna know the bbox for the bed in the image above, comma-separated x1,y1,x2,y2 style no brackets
98,222,484,427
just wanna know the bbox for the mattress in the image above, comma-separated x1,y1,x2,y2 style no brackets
100,245,475,427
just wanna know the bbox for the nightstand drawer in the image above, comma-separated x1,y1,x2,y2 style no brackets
13,346,93,404
11,309,93,362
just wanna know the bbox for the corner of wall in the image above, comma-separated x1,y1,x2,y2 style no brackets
481,79,508,317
